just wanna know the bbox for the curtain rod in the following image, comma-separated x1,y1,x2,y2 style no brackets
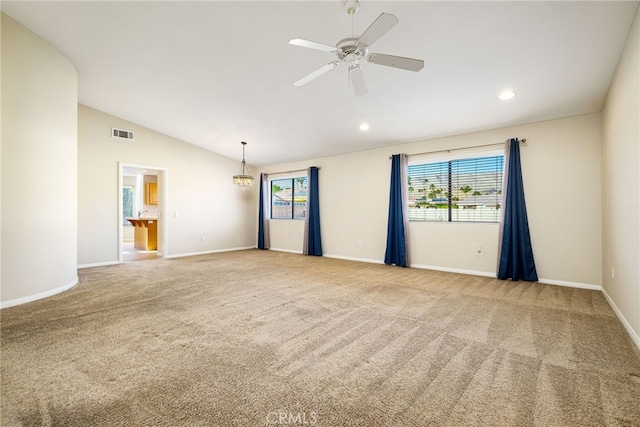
263,167,320,175
389,138,527,159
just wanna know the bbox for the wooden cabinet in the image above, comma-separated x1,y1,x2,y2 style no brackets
127,218,157,250
145,182,158,205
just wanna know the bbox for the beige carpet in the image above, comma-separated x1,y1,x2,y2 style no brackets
2,250,640,426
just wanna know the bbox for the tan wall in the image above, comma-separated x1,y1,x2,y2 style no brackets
260,113,603,288
602,6,640,345
1,14,79,306
78,105,257,266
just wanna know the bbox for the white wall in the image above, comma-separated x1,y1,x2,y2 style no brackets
78,105,257,266
260,113,603,288
269,216,306,253
602,6,640,347
1,14,79,306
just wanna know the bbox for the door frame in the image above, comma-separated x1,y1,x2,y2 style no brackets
118,162,168,263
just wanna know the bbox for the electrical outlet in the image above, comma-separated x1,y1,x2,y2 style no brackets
476,246,483,256
201,235,205,242
358,240,362,246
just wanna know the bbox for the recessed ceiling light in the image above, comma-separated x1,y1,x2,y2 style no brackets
499,90,516,100
359,123,370,131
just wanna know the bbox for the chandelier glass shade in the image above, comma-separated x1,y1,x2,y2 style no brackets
232,141,255,191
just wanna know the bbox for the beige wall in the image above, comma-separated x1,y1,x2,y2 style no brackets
1,14,79,306
602,6,640,346
78,105,257,266
260,113,603,288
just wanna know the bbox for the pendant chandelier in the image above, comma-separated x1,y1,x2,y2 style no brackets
232,141,255,190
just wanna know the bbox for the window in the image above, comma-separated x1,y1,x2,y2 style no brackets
122,185,134,225
408,155,504,222
271,177,308,219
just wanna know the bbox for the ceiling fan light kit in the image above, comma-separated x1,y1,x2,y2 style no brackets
290,0,424,96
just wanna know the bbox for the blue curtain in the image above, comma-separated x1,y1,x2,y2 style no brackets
303,167,322,256
384,154,410,267
257,173,270,250
498,139,538,281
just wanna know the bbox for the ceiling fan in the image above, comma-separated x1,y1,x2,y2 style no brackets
289,0,424,96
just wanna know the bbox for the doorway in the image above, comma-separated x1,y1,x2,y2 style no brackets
118,162,167,263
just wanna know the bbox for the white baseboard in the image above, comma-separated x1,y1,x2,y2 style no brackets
1,277,79,309
78,260,120,269
602,288,640,351
165,246,255,259
537,277,601,291
323,253,384,264
80,247,257,266
269,247,303,255
411,263,496,278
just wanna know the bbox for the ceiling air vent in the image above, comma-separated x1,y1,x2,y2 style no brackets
112,128,135,141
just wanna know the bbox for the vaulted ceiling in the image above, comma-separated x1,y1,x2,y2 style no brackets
3,1,638,166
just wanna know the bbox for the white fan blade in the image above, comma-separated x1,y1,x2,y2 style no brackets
357,13,399,47
289,39,336,52
367,53,424,72
350,65,367,96
294,62,338,87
